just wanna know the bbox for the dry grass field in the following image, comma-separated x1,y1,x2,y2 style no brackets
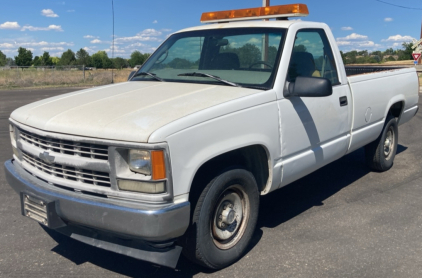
0,68,133,90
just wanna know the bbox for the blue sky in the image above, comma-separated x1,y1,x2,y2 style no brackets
0,0,421,59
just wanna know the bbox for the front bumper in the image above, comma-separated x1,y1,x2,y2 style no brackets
4,159,190,268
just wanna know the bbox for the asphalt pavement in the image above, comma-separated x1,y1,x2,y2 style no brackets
1,87,422,278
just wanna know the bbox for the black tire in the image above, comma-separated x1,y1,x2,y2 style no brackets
365,115,398,172
182,169,260,269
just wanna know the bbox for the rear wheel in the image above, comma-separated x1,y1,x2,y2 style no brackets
365,115,398,172
182,169,259,269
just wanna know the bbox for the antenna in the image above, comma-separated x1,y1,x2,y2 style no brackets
111,0,115,83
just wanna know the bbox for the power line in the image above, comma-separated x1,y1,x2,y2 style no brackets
375,0,422,10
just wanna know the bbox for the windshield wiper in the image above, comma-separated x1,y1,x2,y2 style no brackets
177,72,241,87
132,72,164,82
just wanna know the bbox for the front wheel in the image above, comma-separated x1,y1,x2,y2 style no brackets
365,115,398,172
182,169,260,269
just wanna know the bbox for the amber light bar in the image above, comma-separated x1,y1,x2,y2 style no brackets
201,4,309,23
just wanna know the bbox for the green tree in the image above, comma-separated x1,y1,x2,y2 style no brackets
112,57,128,69
15,47,33,66
76,48,91,66
33,56,41,66
91,51,112,69
129,50,148,67
386,56,396,61
59,49,76,65
41,51,53,66
51,57,60,65
400,42,414,60
0,50,6,66
91,53,103,68
384,48,394,55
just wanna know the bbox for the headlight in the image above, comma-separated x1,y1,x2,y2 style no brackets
129,150,151,175
128,149,166,180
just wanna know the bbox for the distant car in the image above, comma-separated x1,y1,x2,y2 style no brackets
133,65,142,70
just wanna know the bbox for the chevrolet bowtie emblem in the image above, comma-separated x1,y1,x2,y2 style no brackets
39,151,55,164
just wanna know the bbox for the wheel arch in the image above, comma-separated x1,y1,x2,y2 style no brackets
384,96,405,120
189,144,271,202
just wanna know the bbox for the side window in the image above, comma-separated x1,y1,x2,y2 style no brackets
288,29,339,85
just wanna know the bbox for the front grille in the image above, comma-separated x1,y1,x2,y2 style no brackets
22,151,111,187
19,129,108,161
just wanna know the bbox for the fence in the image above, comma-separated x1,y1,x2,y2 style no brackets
0,65,132,89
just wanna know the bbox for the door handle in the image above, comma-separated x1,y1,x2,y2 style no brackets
339,96,348,107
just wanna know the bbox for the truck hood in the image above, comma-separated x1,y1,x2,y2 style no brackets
11,82,262,142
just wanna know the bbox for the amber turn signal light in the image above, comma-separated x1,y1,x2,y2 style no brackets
151,150,166,180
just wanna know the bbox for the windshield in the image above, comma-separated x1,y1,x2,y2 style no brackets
132,28,286,90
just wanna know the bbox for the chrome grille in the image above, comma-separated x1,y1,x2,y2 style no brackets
22,151,111,187
19,129,108,161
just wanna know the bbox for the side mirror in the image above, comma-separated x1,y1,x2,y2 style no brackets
285,76,332,98
128,71,136,81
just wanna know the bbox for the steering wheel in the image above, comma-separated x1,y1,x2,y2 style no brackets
248,61,273,69
155,50,168,64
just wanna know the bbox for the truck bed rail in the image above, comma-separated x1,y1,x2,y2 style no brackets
345,66,405,77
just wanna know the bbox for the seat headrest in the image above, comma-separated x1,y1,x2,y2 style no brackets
288,52,316,81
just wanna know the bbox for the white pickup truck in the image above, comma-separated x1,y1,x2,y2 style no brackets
4,4,419,270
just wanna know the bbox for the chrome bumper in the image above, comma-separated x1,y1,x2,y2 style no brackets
4,159,190,268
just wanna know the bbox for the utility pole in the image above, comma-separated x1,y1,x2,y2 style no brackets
262,0,270,68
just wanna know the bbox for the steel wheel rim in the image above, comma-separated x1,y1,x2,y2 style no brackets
211,184,250,250
384,126,395,160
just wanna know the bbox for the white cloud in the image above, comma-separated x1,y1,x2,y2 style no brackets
161,29,172,32
153,20,158,24
41,9,59,18
21,25,63,32
358,41,377,47
384,18,393,22
336,41,351,46
84,35,98,39
90,39,103,44
0,43,15,48
19,41,73,47
337,33,368,41
0,21,21,29
139,29,162,36
83,46,96,54
126,42,146,48
115,30,163,43
40,47,65,51
382,35,415,42
341,27,353,31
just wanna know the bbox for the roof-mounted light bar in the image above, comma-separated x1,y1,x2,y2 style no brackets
201,4,309,24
